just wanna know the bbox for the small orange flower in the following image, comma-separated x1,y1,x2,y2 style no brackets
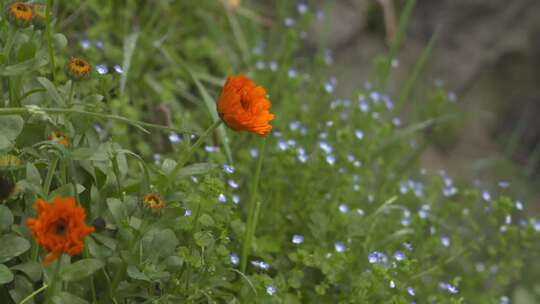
48,131,69,147
217,75,274,137
67,57,91,80
143,193,165,210
6,2,33,27
27,197,95,266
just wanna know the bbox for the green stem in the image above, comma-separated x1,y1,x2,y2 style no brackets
45,0,56,82
112,153,123,196
0,107,196,135
68,81,75,106
43,157,58,197
45,256,62,304
240,138,267,273
19,283,48,304
83,247,97,303
169,119,222,179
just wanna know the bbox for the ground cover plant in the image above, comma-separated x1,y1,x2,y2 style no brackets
0,0,539,303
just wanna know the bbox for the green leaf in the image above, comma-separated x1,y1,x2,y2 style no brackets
141,229,178,259
194,231,215,248
189,70,233,163
198,214,215,227
120,32,139,95
127,265,150,282
160,158,177,175
0,135,11,150
0,115,24,141
177,163,217,178
163,256,183,271
0,205,13,231
0,264,14,284
48,184,85,199
107,198,127,226
11,261,42,282
52,292,89,304
26,162,42,185
60,258,104,282
53,33,68,51
0,51,48,76
0,234,31,263
17,41,37,63
37,77,65,106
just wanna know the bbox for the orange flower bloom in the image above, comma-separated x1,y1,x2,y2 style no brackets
6,2,33,27
27,197,95,266
143,193,165,210
67,57,91,80
217,75,274,137
48,131,70,147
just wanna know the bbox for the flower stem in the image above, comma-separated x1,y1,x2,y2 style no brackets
0,107,196,135
19,283,48,304
169,119,222,179
45,256,62,304
43,157,58,197
240,137,267,273
45,0,56,82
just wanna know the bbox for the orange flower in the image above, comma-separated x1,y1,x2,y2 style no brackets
67,57,91,80
217,75,274,137
27,197,95,266
6,2,33,27
143,193,165,210
48,131,70,147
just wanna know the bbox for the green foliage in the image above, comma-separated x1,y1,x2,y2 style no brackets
0,1,538,303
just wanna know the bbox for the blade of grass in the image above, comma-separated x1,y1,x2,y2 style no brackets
120,32,139,96
503,114,528,158
377,0,417,88
395,31,438,113
223,4,250,65
188,69,233,164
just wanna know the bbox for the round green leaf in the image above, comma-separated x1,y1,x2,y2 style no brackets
0,115,24,141
53,33,68,51
60,258,104,282
0,205,13,231
0,264,14,284
11,261,42,282
0,234,31,263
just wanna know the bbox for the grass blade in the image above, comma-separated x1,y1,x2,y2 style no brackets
396,32,438,113
120,32,139,96
188,69,233,163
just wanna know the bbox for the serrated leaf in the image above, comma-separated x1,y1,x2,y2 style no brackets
60,258,104,282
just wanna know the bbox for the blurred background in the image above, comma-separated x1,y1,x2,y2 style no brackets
307,0,540,212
